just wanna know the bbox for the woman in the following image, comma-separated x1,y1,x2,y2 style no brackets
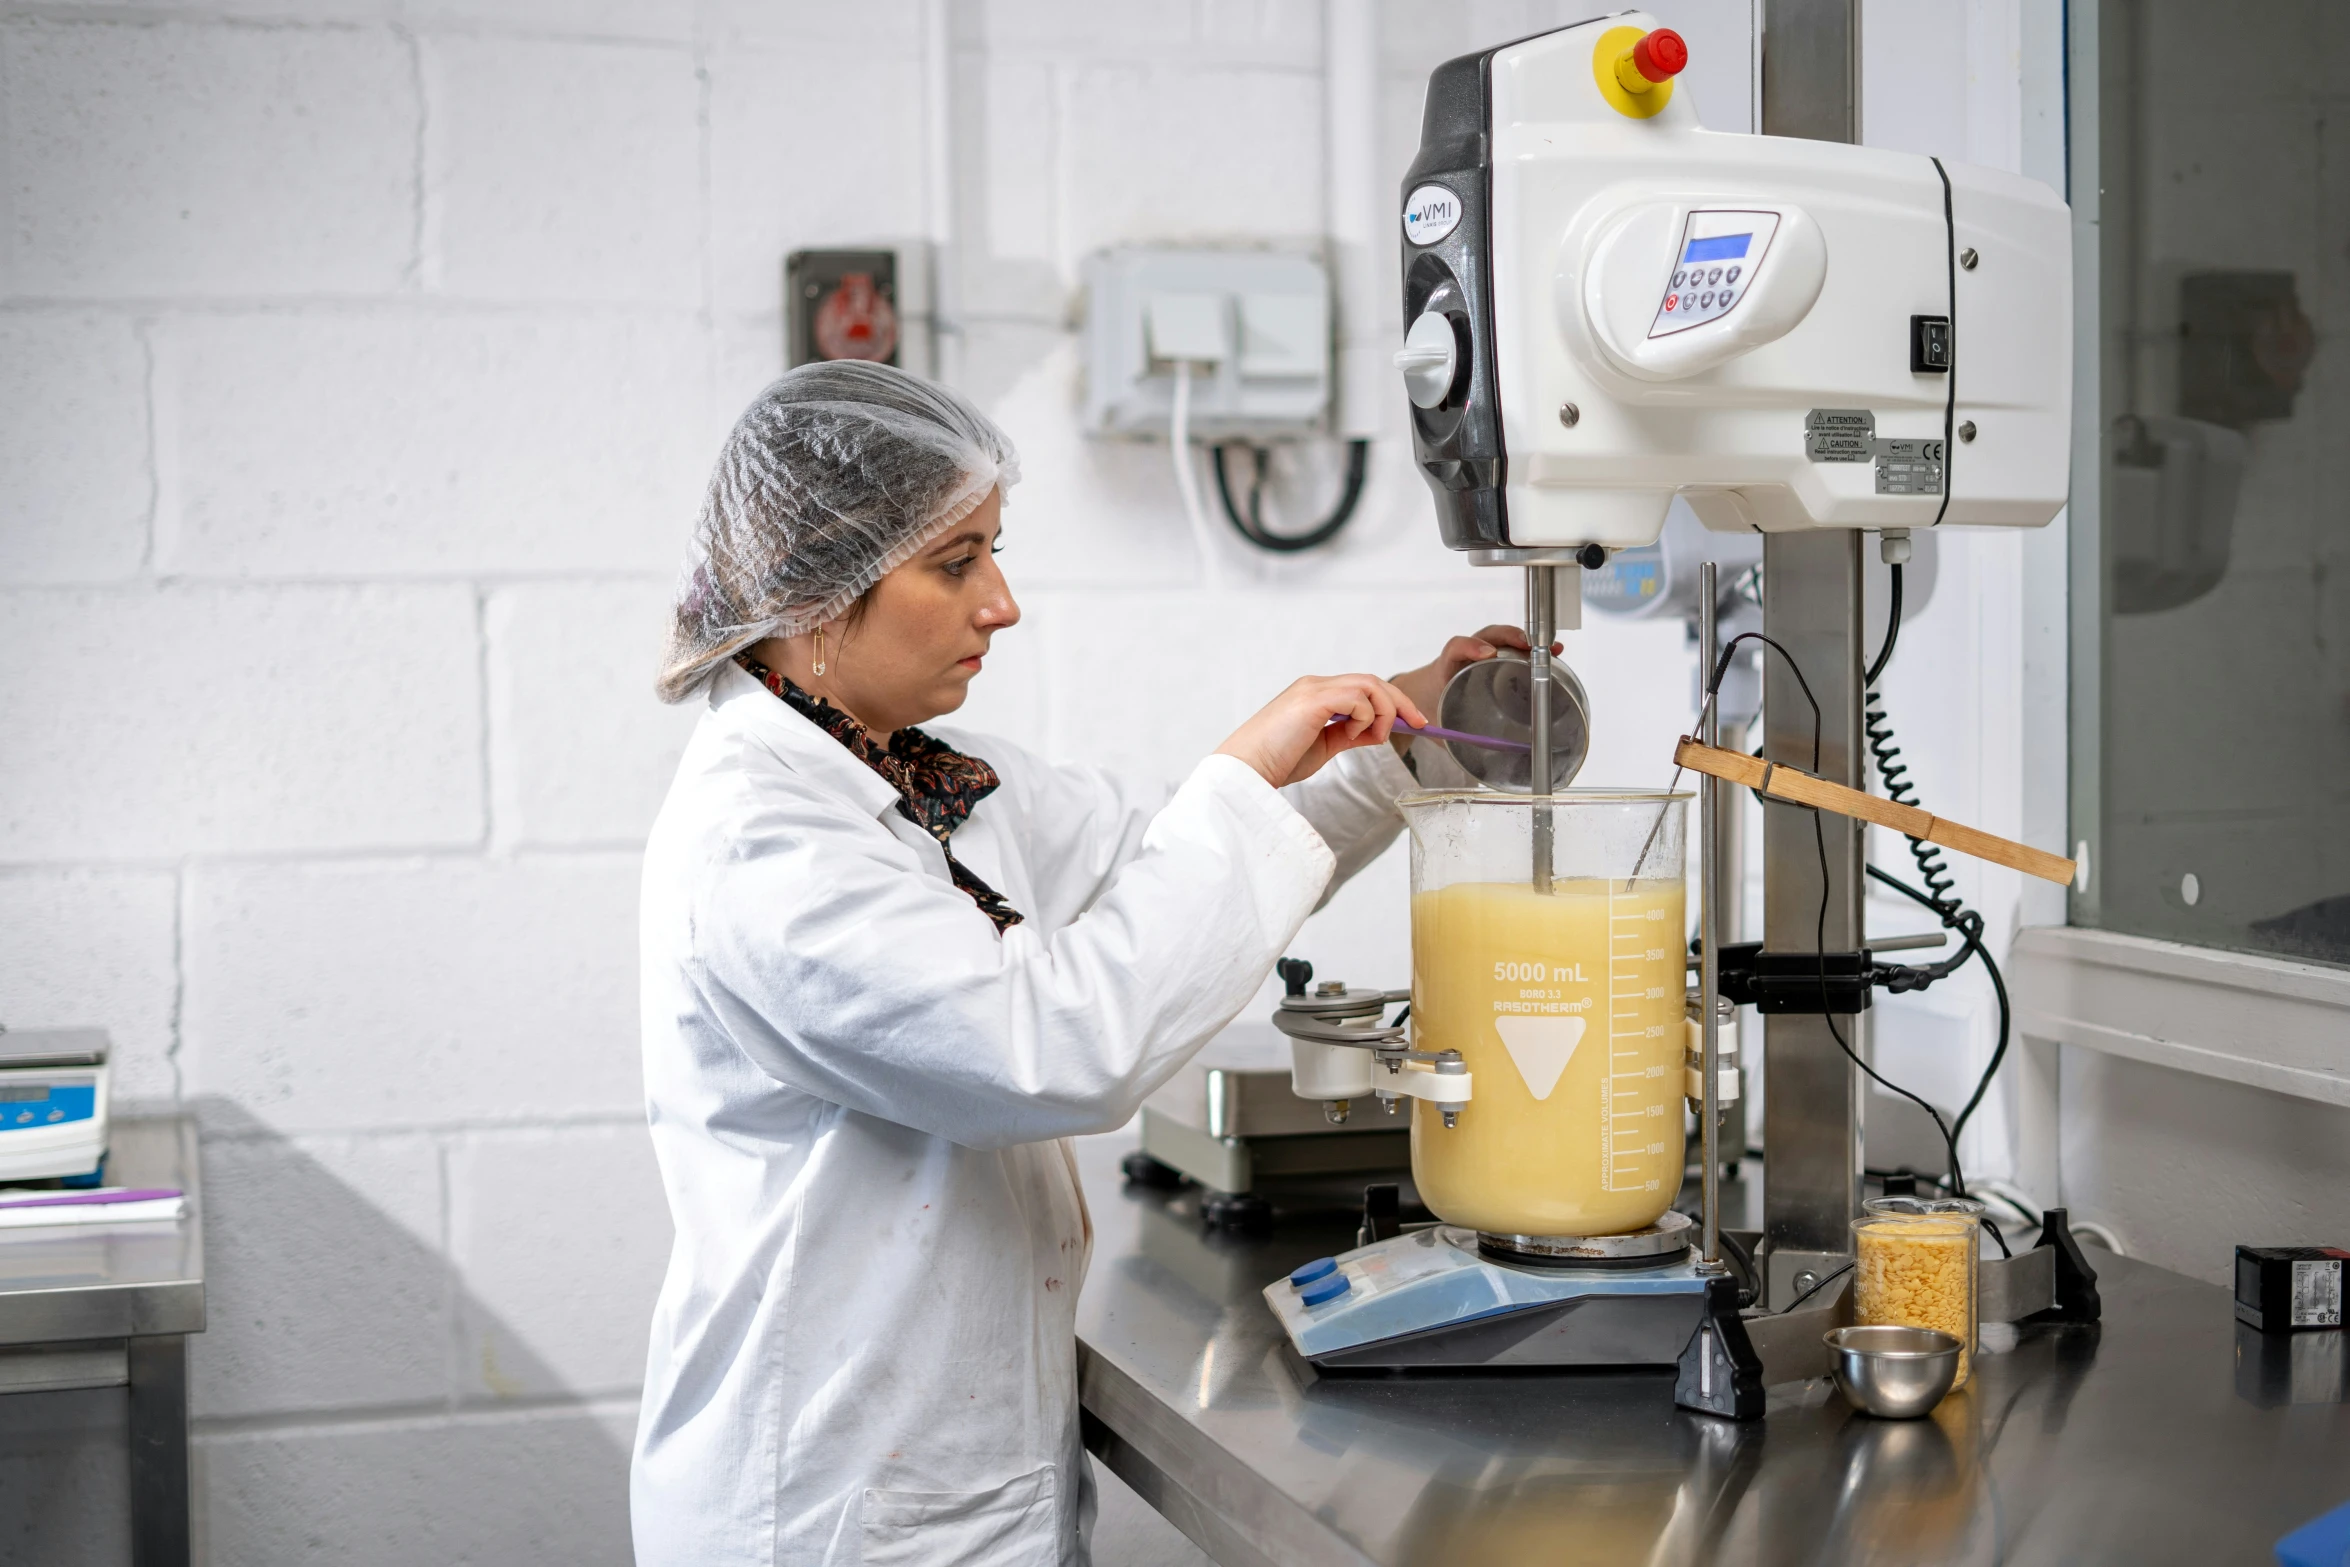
632,361,1526,1566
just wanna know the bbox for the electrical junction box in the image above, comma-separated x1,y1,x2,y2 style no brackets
1082,248,1330,442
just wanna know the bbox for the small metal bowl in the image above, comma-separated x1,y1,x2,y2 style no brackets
1824,1325,1963,1418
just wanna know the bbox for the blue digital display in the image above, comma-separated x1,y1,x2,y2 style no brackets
1683,233,1753,263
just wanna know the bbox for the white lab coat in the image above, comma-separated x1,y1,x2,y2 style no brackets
631,660,1413,1566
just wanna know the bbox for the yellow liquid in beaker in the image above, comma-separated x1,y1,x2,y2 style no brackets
1408,878,1687,1237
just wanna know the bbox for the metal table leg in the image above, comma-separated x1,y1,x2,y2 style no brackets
128,1335,189,1567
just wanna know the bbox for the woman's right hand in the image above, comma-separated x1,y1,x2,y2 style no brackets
1217,674,1427,789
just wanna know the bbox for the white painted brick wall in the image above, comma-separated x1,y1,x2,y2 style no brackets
0,313,150,582
156,313,708,578
707,36,928,318
180,857,643,1132
423,35,703,305
0,585,485,860
0,869,178,1100
1,21,417,298
486,580,700,846
448,1124,672,1399
191,1131,448,1421
198,1401,638,1567
0,4,1762,1563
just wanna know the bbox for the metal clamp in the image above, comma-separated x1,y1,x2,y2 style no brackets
1271,988,1474,1126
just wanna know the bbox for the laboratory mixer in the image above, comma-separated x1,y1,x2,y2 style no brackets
1262,12,2094,1418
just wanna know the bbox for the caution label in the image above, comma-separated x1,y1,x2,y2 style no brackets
1804,408,1875,462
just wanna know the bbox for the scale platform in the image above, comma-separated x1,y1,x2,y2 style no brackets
1265,1212,1718,1373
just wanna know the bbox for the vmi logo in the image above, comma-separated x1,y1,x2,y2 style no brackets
1403,184,1463,246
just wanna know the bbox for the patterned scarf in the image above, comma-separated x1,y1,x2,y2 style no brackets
737,655,1024,934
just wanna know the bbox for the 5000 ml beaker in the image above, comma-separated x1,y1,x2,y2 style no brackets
1402,790,1690,1238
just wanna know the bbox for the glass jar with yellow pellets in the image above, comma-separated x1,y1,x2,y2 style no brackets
1852,1196,1986,1389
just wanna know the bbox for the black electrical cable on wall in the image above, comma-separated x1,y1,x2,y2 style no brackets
1209,440,1369,553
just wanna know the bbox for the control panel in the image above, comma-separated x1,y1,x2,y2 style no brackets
1650,210,1781,337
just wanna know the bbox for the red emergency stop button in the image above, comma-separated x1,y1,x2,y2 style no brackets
1597,23,1687,117
1632,28,1688,83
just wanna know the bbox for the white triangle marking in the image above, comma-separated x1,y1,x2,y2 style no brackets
1494,1016,1586,1101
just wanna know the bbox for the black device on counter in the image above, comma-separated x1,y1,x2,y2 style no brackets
2235,1245,2348,1333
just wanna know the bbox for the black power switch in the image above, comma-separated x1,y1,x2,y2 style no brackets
1910,314,1952,374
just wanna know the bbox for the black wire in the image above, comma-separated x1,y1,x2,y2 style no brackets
1717,1228,1760,1310
1869,863,2012,1152
1864,560,1904,687
1701,616,2009,1217
1775,1259,1855,1315
1209,440,1369,552
1854,554,2018,1211
1813,813,1969,1197
1708,618,1969,1199
1929,155,1958,531
1706,632,1820,773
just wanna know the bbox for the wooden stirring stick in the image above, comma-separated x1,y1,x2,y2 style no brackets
1673,738,2077,888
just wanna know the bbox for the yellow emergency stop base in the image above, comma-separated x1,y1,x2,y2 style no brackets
1593,24,1675,118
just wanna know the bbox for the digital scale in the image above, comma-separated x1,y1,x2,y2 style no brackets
1264,1215,1709,1370
0,1029,112,1183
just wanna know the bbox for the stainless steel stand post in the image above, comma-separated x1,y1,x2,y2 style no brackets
1757,0,1867,1310
1697,562,1723,1270
1713,715,1750,1176
1760,530,1867,1306
1526,565,1557,893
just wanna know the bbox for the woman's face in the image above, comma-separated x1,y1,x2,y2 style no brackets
793,488,1019,735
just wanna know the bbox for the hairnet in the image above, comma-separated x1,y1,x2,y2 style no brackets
656,361,1020,703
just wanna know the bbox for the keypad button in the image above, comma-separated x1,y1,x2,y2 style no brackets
1719,289,1736,308
1726,265,1742,283
1673,269,1686,288
1699,291,1714,308
1709,267,1724,285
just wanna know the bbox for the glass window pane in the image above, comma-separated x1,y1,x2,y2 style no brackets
2082,0,2346,966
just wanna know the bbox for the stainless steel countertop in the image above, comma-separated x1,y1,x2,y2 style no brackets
0,1117,204,1344
1074,1135,2350,1566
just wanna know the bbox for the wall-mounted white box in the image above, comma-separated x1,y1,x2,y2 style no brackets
1082,248,1330,441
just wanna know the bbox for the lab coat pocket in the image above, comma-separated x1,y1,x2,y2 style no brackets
860,1462,1059,1566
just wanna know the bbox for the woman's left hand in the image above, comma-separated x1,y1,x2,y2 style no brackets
1387,625,1550,748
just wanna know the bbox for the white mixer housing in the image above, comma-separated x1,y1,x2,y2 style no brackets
1400,12,2072,552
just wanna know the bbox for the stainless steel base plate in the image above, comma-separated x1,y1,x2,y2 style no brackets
1472,1209,1695,1268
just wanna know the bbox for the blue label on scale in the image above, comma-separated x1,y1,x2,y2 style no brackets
0,1084,96,1129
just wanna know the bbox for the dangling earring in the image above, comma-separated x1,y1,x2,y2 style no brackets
813,626,828,678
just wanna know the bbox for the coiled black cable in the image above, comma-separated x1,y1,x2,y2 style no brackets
1860,560,2017,1224
1864,566,1962,912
